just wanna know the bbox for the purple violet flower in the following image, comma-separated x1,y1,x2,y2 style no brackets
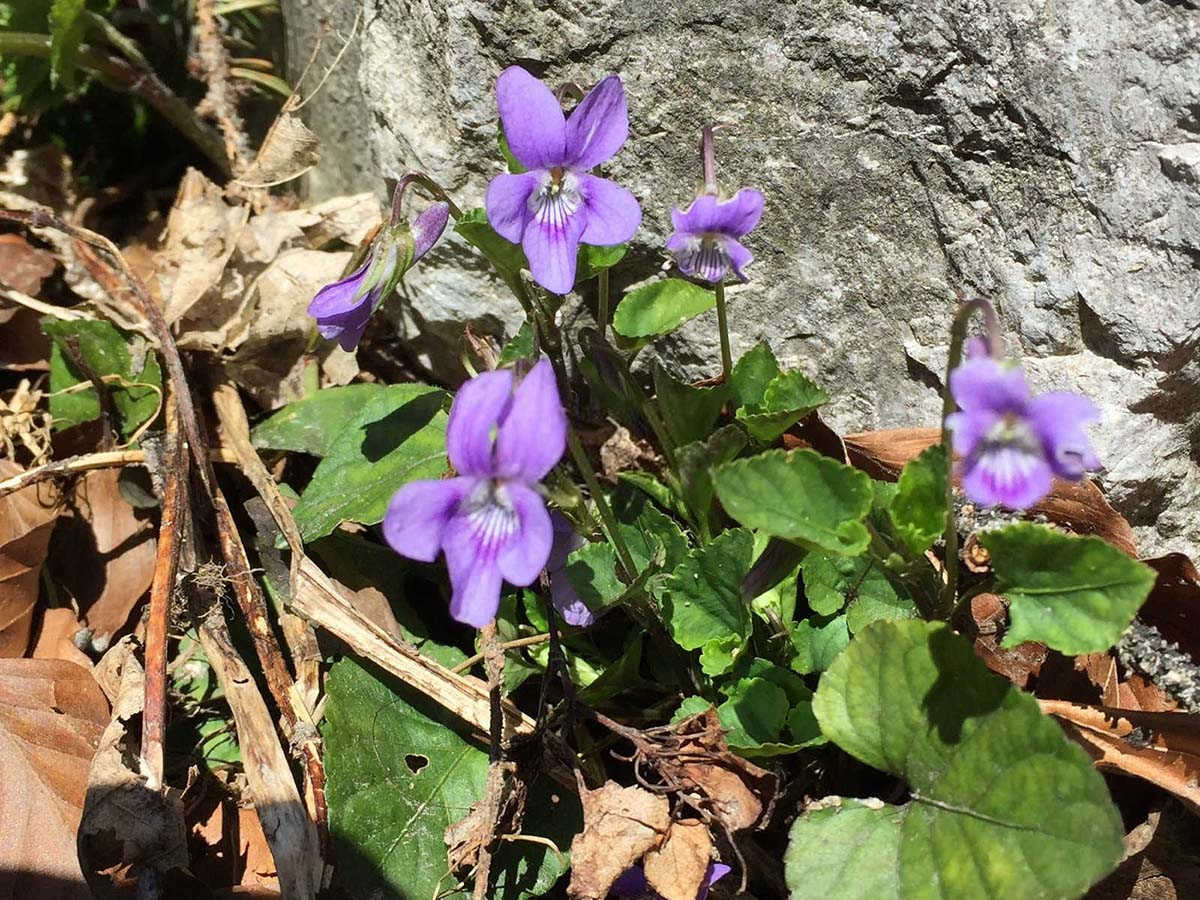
945,347,1101,510
610,862,731,900
383,358,567,627
308,201,449,350
666,189,764,283
547,512,594,627
485,66,642,294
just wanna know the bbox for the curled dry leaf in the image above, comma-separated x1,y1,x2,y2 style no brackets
31,606,92,669
1088,802,1200,900
968,592,1048,689
567,781,671,900
78,639,188,893
666,709,778,834
843,427,1138,555
48,469,156,652
1040,699,1200,812
235,113,321,189
643,820,715,900
0,657,108,898
0,460,61,657
1140,554,1200,658
191,798,281,896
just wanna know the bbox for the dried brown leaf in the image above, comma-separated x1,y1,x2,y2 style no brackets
78,639,188,892
568,782,670,900
0,657,108,897
1140,554,1200,659
643,820,714,900
49,469,155,651
236,114,320,188
0,233,56,294
0,460,61,657
31,606,92,668
0,305,51,372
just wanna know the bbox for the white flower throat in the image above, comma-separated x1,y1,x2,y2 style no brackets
531,167,583,228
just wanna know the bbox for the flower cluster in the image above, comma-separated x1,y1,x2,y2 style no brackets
946,343,1100,510
384,358,566,627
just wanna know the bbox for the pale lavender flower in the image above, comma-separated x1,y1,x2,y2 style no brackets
308,201,449,350
610,862,731,900
945,347,1100,510
486,66,642,294
547,512,594,627
383,358,567,627
667,189,764,283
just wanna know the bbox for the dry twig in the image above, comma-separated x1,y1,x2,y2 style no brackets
193,0,253,173
0,446,238,499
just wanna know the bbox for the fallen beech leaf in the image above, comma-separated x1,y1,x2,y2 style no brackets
0,232,57,294
967,593,1048,688
1140,554,1200,658
78,639,188,892
568,781,670,900
236,113,320,188
31,606,92,668
843,428,1138,555
781,410,849,464
643,820,714,900
48,469,156,651
0,460,61,656
1088,802,1200,900
0,305,51,371
1040,699,1200,811
0,657,109,898
191,798,281,895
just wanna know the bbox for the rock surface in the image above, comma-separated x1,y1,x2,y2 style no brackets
283,0,1200,560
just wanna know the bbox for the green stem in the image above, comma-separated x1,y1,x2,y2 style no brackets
596,267,610,341
938,297,1001,618
566,427,638,583
713,281,733,382
0,31,231,177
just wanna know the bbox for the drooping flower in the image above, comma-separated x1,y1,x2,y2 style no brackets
383,358,567,627
667,189,764,283
486,66,642,294
945,346,1101,510
308,198,449,350
610,862,731,900
547,512,594,627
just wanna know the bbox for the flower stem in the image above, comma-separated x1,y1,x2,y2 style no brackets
700,126,718,195
566,427,638,583
596,267,610,341
713,281,733,381
392,172,463,221
938,296,1001,617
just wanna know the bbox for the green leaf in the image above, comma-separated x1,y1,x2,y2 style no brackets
49,0,87,89
671,695,714,724
800,553,916,632
293,385,448,541
577,243,627,283
798,620,1124,899
251,384,385,456
497,321,534,366
981,523,1156,655
736,370,829,443
663,528,754,651
454,207,527,297
611,485,688,574
788,614,849,675
729,341,781,411
728,659,812,706
713,449,873,556
612,278,715,338
325,658,576,898
578,633,645,703
563,542,623,613
676,424,748,526
748,532,801,624
888,444,947,554
617,470,689,520
653,362,729,447
717,677,788,748
44,318,162,439
699,633,742,676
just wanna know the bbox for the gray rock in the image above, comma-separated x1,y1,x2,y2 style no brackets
283,0,1200,560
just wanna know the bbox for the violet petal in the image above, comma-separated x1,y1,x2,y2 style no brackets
412,201,451,261
963,445,1053,510
494,358,567,482
724,236,753,281
383,476,473,562
950,356,1030,414
945,407,1001,459
1028,391,1101,478
307,264,370,318
442,508,513,627
496,482,553,585
496,66,566,170
486,172,539,243
551,573,595,627
564,74,629,169
521,202,587,294
579,174,642,245
719,188,765,237
446,368,514,477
